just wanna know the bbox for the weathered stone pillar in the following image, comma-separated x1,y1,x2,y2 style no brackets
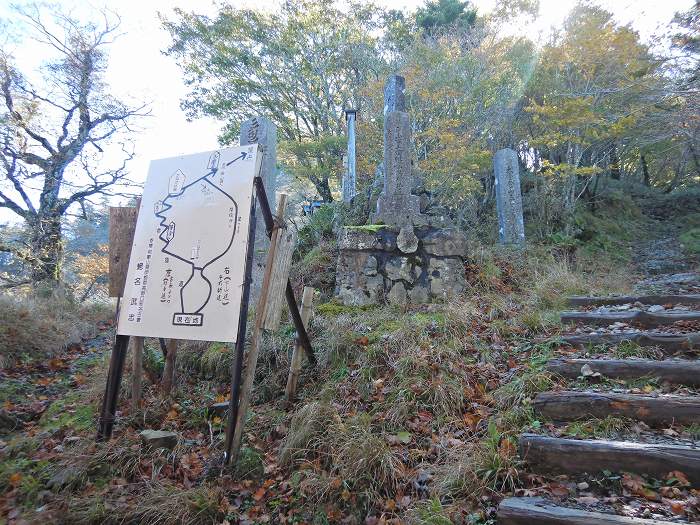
374,111,423,228
494,148,525,246
342,109,357,203
384,74,405,115
240,116,277,299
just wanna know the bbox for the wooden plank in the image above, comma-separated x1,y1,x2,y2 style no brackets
560,310,700,328
562,331,700,353
567,295,700,307
547,358,700,386
519,434,700,484
533,391,700,427
108,204,140,297
498,497,679,525
285,286,314,403
262,198,297,331
131,336,144,409
230,194,288,465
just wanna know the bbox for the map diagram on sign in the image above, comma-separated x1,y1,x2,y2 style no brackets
117,145,260,342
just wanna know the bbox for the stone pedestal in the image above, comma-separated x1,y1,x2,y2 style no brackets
335,226,467,306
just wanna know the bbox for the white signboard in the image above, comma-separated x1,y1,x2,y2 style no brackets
117,145,261,342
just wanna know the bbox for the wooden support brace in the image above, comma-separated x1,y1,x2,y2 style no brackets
162,339,179,395
229,194,288,464
285,286,314,403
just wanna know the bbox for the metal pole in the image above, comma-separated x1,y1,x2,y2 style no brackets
253,177,316,366
97,334,130,440
343,109,357,203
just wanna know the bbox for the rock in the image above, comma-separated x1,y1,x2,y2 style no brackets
397,225,419,253
208,402,229,417
577,482,589,490
421,229,468,257
47,465,82,490
647,304,664,313
387,281,407,306
0,410,21,435
428,258,466,299
338,274,384,306
408,285,429,304
385,257,415,283
140,430,178,450
363,255,378,276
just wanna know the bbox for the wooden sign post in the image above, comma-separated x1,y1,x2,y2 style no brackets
99,145,316,476
109,203,145,410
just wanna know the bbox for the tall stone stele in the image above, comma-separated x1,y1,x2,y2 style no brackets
335,75,468,307
494,148,525,246
240,116,277,299
373,75,423,228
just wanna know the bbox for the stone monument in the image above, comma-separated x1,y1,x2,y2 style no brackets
342,109,357,203
335,76,468,306
494,148,525,246
240,116,277,299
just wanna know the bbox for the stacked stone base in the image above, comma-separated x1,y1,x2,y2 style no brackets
335,226,467,306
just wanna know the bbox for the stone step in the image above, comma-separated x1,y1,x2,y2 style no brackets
519,434,700,485
547,358,700,386
562,331,700,354
560,310,700,328
567,294,700,308
533,391,700,427
497,497,679,525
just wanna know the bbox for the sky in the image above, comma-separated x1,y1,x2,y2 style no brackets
0,0,695,221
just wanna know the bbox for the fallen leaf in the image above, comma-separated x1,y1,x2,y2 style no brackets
253,487,266,501
667,470,690,486
9,472,22,486
670,502,685,515
396,431,411,444
213,416,222,425
385,498,396,511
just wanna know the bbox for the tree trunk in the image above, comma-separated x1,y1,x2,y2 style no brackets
28,213,63,283
641,154,650,187
610,142,620,180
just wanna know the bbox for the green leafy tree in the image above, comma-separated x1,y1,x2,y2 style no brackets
162,0,390,201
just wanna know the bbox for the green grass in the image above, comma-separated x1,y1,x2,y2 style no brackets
40,393,96,433
562,416,633,439
679,227,700,255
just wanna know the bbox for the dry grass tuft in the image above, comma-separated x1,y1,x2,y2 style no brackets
0,292,108,367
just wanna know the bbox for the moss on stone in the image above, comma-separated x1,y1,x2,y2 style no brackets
344,224,386,233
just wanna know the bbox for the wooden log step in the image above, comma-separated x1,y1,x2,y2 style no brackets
519,434,700,484
562,331,700,353
547,358,700,386
567,294,700,308
560,310,700,328
497,497,679,525
533,391,700,427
